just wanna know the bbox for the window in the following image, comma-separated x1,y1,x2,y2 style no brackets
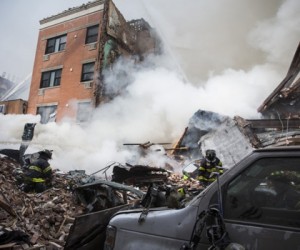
77,101,92,123
40,69,62,88
0,104,6,114
37,105,57,124
45,35,67,54
85,25,99,44
223,157,300,228
81,62,95,82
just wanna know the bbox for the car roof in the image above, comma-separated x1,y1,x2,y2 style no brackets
253,146,300,153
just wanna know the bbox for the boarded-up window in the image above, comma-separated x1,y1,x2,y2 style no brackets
77,101,92,123
37,105,57,124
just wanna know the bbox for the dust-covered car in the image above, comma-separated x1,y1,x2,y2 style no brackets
103,146,300,250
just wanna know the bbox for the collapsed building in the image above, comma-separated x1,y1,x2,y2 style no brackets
0,148,198,249
0,42,299,248
172,41,300,168
1,1,300,246
258,42,300,119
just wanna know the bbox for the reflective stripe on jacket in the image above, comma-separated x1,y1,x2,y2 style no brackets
198,157,223,183
31,178,46,183
29,165,51,174
25,158,52,183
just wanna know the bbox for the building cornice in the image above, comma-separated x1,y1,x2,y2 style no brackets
40,0,104,29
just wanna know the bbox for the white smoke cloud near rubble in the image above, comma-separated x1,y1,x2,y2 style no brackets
0,0,299,176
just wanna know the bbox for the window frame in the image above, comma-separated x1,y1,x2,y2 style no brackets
45,34,67,54
85,25,99,44
221,157,300,229
40,68,62,88
81,62,95,82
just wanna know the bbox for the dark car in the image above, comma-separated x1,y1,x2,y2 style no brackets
103,146,300,249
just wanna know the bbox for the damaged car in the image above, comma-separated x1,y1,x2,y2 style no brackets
101,146,300,250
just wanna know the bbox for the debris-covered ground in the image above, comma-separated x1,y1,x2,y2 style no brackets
0,156,86,249
0,155,200,249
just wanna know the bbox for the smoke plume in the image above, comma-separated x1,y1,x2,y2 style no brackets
0,0,299,175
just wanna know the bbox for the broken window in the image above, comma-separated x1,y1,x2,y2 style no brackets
81,62,95,82
77,101,92,123
45,35,67,54
37,105,57,124
40,69,62,88
85,25,99,44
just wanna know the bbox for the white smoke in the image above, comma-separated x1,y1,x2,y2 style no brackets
128,0,299,82
0,0,299,175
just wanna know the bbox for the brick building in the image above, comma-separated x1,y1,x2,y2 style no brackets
27,0,159,123
0,99,27,115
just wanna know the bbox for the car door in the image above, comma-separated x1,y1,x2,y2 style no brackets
222,156,300,250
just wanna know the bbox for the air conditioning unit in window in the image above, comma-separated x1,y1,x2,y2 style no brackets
43,54,50,61
88,43,97,50
84,82,93,89
38,89,45,96
0,104,6,114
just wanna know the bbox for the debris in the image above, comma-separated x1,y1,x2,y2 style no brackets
123,141,172,149
0,156,85,249
0,152,195,249
111,163,171,186
0,147,204,249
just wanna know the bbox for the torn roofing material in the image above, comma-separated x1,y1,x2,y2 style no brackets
171,109,300,169
171,110,254,168
258,41,300,117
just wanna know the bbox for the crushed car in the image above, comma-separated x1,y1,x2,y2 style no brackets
94,146,300,250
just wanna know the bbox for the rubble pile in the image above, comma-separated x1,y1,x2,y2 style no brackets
0,156,85,249
0,155,201,249
167,171,200,190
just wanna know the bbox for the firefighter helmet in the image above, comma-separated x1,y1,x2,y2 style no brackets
39,149,52,159
206,149,216,161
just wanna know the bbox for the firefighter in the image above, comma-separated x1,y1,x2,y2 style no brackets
197,149,223,188
22,149,53,193
182,171,190,180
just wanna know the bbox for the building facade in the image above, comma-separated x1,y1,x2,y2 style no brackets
0,99,27,115
27,0,158,124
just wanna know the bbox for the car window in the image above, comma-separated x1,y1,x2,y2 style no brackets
223,157,300,229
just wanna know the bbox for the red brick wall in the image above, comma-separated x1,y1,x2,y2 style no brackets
28,10,103,122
